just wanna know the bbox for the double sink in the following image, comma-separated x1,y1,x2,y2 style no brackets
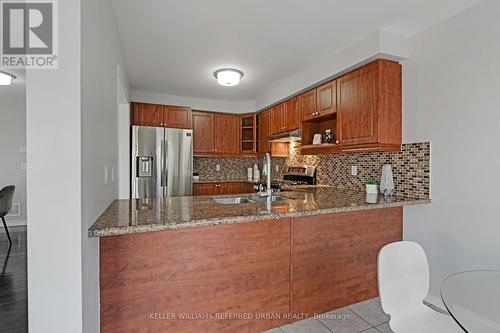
212,195,291,205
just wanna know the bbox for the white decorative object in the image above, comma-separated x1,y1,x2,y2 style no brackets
253,164,260,182
247,167,253,181
380,164,395,196
366,193,378,204
366,184,378,194
313,134,322,145
193,175,200,181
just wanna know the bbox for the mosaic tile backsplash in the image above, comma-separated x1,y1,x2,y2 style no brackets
194,142,430,199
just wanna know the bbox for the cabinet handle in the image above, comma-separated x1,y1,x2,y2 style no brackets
336,140,340,144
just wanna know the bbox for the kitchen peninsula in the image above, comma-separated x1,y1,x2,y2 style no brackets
90,188,429,333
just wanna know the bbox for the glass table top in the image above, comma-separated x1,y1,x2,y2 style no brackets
441,270,500,333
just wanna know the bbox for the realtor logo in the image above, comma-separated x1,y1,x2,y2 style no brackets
1,0,58,69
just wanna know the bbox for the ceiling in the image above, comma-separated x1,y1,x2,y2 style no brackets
111,0,480,103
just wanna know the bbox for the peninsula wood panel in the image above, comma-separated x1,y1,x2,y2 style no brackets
290,207,403,316
100,219,291,333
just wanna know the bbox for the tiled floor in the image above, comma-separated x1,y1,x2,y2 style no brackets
262,298,395,333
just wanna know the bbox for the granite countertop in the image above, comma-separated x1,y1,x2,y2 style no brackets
88,188,430,237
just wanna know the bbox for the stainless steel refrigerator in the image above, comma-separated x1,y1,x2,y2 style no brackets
131,126,193,198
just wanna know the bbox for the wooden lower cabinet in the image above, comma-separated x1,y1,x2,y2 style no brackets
290,207,403,315
99,207,402,332
100,219,291,333
193,182,255,196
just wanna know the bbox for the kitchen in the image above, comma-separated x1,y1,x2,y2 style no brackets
90,58,432,333
4,1,500,333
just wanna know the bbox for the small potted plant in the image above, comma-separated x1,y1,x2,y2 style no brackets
366,179,378,194
193,172,200,181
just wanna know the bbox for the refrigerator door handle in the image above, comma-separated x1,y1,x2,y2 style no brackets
163,140,168,195
160,140,165,187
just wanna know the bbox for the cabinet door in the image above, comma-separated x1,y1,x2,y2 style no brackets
316,80,336,116
285,96,300,131
193,111,214,155
193,183,215,196
214,114,239,154
220,183,243,195
258,110,271,154
337,65,377,145
240,182,255,194
270,103,285,134
240,114,256,154
131,102,162,127
164,105,192,129
299,90,317,121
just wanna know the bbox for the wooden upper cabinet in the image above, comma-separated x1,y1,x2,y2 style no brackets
258,110,271,155
193,111,214,154
131,102,162,126
193,111,246,156
132,102,192,128
284,97,300,131
337,59,401,147
164,105,192,129
299,90,317,121
270,103,286,135
337,65,376,145
214,113,239,155
316,80,337,116
240,114,257,155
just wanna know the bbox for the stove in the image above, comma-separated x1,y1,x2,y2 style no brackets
272,165,317,191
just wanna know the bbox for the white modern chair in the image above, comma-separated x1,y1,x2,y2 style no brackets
378,241,461,333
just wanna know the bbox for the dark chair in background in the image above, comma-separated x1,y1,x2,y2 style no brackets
0,186,15,245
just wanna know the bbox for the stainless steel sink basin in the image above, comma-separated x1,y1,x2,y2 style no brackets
249,195,290,203
212,197,254,205
211,195,291,205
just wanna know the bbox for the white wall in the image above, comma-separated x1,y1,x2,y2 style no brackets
81,0,129,331
131,89,255,113
118,76,130,199
255,30,408,110
403,0,500,306
26,0,83,331
0,74,26,226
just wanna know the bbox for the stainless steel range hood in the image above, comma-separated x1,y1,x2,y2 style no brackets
267,128,301,143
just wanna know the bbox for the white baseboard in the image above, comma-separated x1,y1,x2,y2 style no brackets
1,220,27,227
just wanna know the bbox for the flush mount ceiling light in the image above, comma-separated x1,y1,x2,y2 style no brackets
0,71,16,86
214,68,243,87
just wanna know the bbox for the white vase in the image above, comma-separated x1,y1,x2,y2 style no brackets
366,184,378,194
380,164,395,196
366,193,378,204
